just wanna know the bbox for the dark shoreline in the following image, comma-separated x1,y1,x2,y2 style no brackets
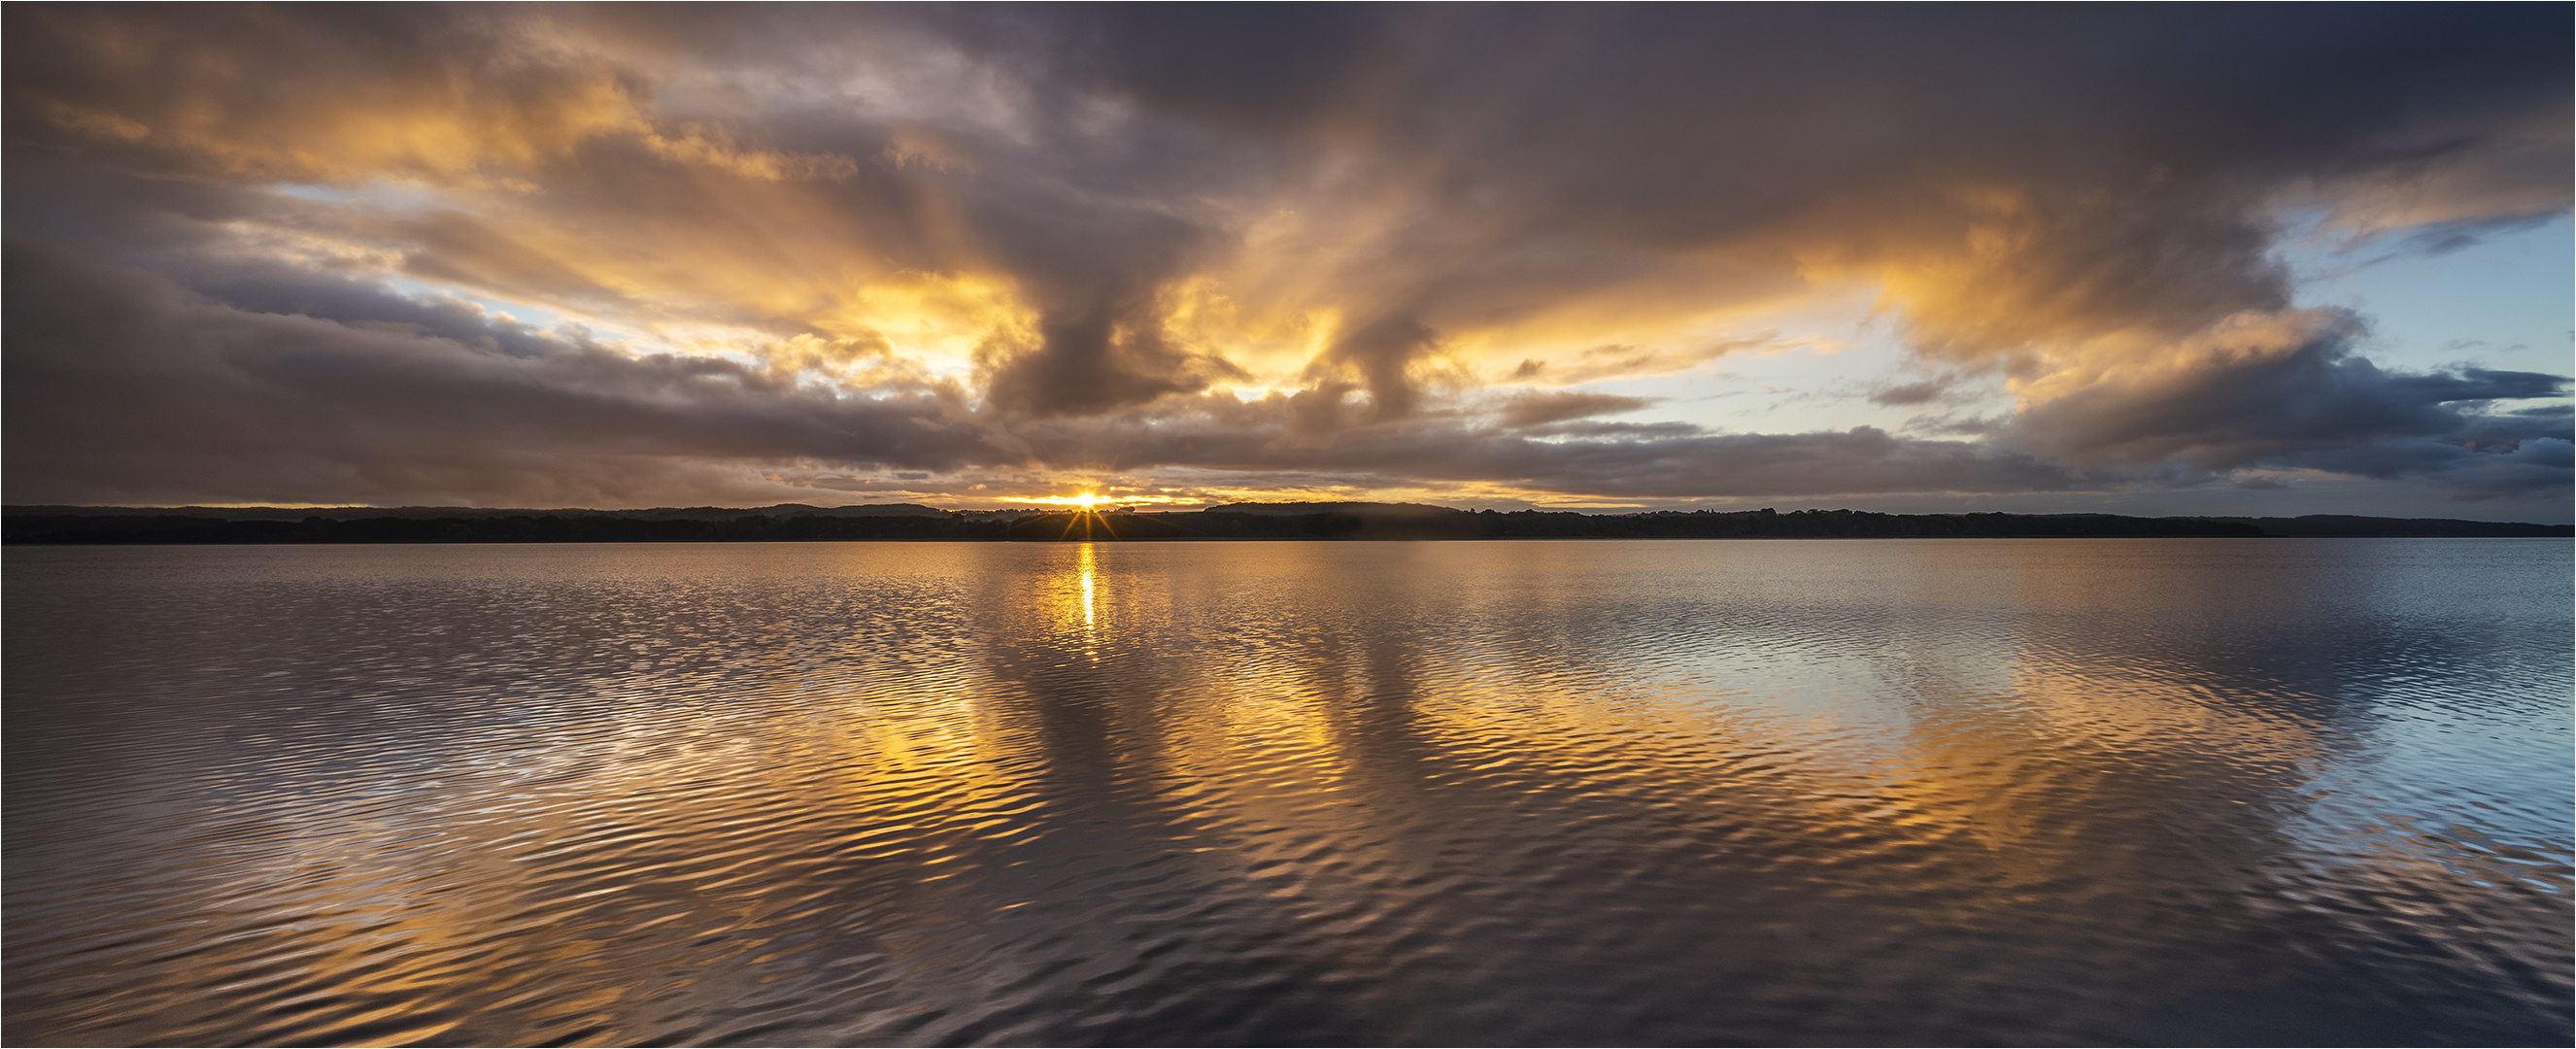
7,505,2567,544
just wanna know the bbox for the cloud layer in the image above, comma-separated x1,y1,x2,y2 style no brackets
5,6,2567,511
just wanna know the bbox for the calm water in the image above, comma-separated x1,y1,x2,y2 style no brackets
5,539,2568,1046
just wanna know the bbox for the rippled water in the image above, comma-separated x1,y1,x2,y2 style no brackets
5,539,2568,1046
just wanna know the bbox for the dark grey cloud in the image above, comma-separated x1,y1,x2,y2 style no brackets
1495,390,1656,430
2,242,1002,506
1870,380,1956,408
2012,324,2570,496
1311,316,1441,422
980,291,1248,418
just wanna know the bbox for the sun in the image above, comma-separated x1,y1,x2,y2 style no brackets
1072,493,1101,511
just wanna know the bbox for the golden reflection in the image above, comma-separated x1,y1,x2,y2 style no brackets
1036,542,1109,641
167,635,1035,1045
1078,543,1097,631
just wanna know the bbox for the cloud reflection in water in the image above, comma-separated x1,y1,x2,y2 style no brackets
2,539,2566,1045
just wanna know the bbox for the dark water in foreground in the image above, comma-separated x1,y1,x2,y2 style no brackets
5,539,2568,1046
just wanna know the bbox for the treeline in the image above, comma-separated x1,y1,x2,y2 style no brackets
2203,515,2576,538
0,513,997,545
8,506,2564,545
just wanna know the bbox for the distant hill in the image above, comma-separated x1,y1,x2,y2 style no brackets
5,503,2564,544
1121,508,2266,540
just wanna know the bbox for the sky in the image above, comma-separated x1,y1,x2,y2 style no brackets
5,5,2569,519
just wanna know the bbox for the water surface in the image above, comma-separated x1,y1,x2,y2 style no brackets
6,539,2569,1045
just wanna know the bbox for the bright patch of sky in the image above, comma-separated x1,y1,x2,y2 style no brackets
2297,213,2574,378
374,274,592,338
1581,290,1988,438
373,272,772,370
269,180,445,215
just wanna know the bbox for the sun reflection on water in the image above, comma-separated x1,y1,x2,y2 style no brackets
1079,543,1097,632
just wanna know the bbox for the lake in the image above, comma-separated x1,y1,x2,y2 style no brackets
5,539,2568,1045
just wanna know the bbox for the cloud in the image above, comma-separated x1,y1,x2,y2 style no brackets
2009,318,2569,495
2,5,2568,509
2,242,1002,506
1308,315,1440,421
977,286,1247,418
1494,390,1655,429
1870,379,1955,407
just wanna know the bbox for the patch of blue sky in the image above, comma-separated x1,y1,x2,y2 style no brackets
267,180,445,215
2289,212,2573,380
373,272,679,355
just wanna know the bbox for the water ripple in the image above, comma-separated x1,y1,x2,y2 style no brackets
5,539,2568,1045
